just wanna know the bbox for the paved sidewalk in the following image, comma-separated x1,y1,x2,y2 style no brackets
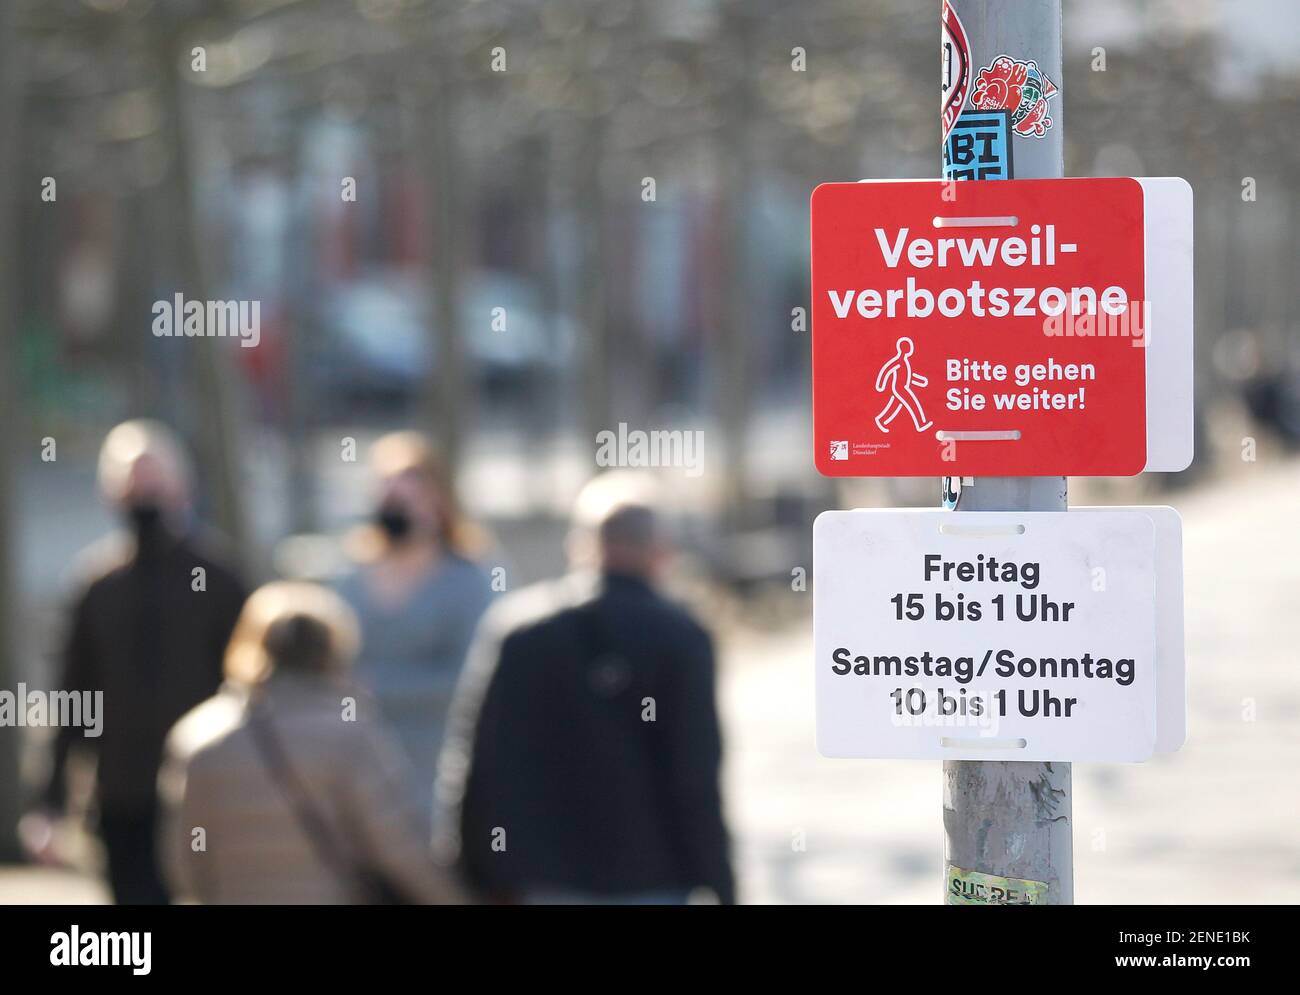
0,867,107,905
3,460,1295,905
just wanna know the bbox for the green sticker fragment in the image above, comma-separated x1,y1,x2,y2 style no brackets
945,865,1048,905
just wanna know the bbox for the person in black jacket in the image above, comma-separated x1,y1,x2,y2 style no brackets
436,474,735,904
26,420,247,904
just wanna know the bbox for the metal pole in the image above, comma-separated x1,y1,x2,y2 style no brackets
940,0,1073,904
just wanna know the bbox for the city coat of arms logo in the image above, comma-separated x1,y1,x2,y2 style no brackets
972,55,1059,138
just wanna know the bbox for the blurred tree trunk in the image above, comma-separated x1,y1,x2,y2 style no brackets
423,69,467,476
0,0,27,860
577,117,612,451
282,116,314,539
715,1,757,525
154,26,250,570
279,111,318,539
530,132,564,503
117,186,159,416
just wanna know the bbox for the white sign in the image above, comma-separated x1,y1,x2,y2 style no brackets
1137,178,1195,473
1074,505,1186,752
814,509,1160,762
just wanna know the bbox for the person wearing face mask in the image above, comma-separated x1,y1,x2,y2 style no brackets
24,420,247,904
336,432,493,812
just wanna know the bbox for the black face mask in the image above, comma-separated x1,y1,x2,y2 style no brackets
128,501,161,530
376,504,412,542
126,501,166,546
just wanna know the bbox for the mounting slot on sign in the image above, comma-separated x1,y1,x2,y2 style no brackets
935,429,1022,442
931,215,1018,228
940,737,1028,751
938,522,1026,538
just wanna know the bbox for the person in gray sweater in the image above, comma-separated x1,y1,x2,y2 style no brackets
336,432,493,806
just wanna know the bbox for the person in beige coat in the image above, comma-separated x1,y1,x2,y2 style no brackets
159,581,460,904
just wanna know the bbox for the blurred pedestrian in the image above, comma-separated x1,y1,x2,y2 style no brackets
436,473,735,905
337,432,493,805
28,420,247,904
159,581,461,904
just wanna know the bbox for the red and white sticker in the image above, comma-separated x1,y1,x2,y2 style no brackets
810,177,1193,477
941,0,971,142
971,54,1059,139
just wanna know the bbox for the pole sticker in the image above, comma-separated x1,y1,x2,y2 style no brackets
943,109,1013,181
941,0,971,142
972,55,1059,138
946,865,1049,905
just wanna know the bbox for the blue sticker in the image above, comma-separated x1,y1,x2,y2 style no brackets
943,108,1013,181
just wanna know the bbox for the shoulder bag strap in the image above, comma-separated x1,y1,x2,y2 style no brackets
246,703,354,886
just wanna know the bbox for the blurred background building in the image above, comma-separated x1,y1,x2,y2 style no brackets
0,0,1297,901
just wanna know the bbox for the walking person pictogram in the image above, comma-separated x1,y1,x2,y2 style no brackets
874,336,932,433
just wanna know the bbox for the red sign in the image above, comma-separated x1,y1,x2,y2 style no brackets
811,178,1147,476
